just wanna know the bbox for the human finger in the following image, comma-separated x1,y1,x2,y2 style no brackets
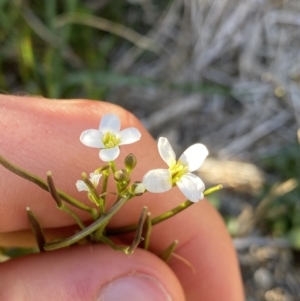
0,95,244,300
0,244,184,301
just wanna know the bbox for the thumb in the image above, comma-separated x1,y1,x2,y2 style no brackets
0,245,185,301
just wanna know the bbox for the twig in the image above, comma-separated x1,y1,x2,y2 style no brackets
144,95,202,131
44,196,129,250
233,236,291,250
218,110,292,159
54,12,160,53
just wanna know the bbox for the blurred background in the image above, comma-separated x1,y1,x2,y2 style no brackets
1,0,300,300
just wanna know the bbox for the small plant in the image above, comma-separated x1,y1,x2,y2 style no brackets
0,113,221,261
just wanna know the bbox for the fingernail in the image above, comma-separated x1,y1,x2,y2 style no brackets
97,273,173,301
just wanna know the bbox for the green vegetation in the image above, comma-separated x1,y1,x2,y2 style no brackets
259,143,300,247
0,0,228,100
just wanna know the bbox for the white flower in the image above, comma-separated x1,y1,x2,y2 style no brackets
76,173,101,192
80,114,141,162
142,137,208,202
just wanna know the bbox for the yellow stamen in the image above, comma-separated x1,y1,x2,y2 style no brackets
169,161,188,184
102,132,120,148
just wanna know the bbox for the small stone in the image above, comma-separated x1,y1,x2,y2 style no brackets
254,268,273,290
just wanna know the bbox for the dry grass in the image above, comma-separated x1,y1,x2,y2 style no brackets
106,1,300,300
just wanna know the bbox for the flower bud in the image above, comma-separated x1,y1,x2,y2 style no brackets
124,153,137,172
114,169,130,188
130,181,145,196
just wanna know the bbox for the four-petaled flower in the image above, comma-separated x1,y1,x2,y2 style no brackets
80,114,141,162
76,172,101,192
142,137,208,202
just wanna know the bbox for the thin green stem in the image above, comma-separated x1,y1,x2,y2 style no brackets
93,220,109,241
110,161,122,194
44,196,129,250
61,206,86,230
109,161,117,174
0,154,97,219
203,184,223,196
47,171,86,229
143,212,152,250
101,173,109,210
108,199,193,235
98,207,147,255
100,235,128,252
107,184,223,235
82,172,101,206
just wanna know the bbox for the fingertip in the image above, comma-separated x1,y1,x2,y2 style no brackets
0,245,185,301
151,199,244,301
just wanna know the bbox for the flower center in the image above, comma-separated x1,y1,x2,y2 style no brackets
169,161,188,184
102,132,120,148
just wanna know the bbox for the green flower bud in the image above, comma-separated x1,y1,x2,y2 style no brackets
114,169,130,188
124,153,137,172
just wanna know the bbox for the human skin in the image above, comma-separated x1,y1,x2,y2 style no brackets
0,95,244,301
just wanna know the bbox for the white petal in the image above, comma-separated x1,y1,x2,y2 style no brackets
76,180,88,192
80,130,104,148
157,137,176,167
99,114,121,132
90,173,102,187
99,147,120,162
143,169,172,193
119,127,141,145
178,144,208,172
176,173,205,202
133,182,146,194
